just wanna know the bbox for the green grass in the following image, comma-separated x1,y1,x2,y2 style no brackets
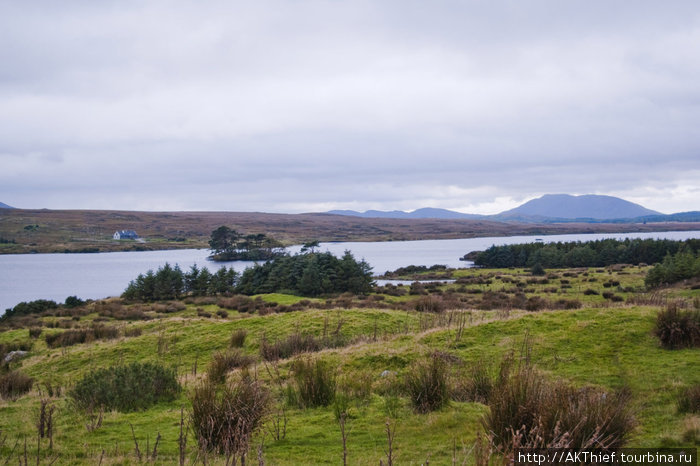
1,265,699,464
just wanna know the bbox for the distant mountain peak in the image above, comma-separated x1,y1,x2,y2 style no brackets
496,194,661,220
327,207,484,220
0,202,16,209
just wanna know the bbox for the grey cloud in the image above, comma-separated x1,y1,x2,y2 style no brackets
1,1,699,213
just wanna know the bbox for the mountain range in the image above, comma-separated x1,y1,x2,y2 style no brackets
0,202,15,209
328,194,700,223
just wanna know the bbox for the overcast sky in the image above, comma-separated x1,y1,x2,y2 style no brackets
1,1,699,215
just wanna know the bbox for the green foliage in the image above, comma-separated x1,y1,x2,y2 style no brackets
1,299,58,321
289,357,337,408
69,362,180,413
122,263,238,301
405,354,449,413
474,238,699,269
64,295,85,308
237,250,373,296
0,370,34,400
654,305,700,349
645,247,700,288
190,376,270,457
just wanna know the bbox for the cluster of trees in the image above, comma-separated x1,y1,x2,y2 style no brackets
645,247,700,288
208,226,284,261
122,263,239,301
472,238,699,269
1,296,86,321
237,251,374,296
1,299,58,321
122,251,374,300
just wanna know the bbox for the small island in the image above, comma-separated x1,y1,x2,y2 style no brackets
208,226,285,261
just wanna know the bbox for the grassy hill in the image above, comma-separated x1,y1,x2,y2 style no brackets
1,266,698,464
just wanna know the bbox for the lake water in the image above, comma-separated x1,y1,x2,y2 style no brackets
1,230,699,313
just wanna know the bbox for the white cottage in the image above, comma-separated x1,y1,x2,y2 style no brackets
113,230,138,240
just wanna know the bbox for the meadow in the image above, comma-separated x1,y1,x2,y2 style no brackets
1,265,698,465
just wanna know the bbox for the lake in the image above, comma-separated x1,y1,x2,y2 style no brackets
2,230,699,313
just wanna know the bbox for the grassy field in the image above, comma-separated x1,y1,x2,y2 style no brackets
1,266,698,465
2,208,699,254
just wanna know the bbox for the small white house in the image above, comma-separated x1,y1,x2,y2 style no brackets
113,230,138,240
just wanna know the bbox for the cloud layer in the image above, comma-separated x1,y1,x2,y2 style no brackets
1,1,699,214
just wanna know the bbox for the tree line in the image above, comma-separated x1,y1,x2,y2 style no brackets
122,263,239,301
236,250,374,296
471,238,700,269
121,250,373,300
645,246,700,288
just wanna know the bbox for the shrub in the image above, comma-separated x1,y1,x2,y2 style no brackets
405,354,449,413
413,295,445,313
207,350,255,384
677,384,700,413
44,325,120,348
525,296,548,311
483,357,635,453
230,329,247,348
259,333,322,361
190,375,270,458
64,296,85,308
29,327,43,338
654,305,700,349
69,362,180,412
123,326,143,338
289,357,336,408
0,370,34,400
452,362,493,403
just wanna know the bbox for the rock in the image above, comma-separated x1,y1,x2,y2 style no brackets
3,350,28,363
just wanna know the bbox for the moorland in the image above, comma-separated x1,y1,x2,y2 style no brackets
1,240,698,465
2,208,700,254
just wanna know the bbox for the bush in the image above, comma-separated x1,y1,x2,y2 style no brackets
289,357,336,408
677,384,700,413
0,370,34,400
483,356,635,453
259,333,322,361
230,329,247,348
69,362,180,412
654,305,700,349
190,375,270,458
413,295,445,313
122,326,143,338
452,361,493,403
207,350,255,384
405,354,449,413
44,325,120,348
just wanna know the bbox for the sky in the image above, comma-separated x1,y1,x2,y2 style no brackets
1,1,699,215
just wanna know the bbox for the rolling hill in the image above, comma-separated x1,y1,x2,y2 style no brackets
329,194,677,223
